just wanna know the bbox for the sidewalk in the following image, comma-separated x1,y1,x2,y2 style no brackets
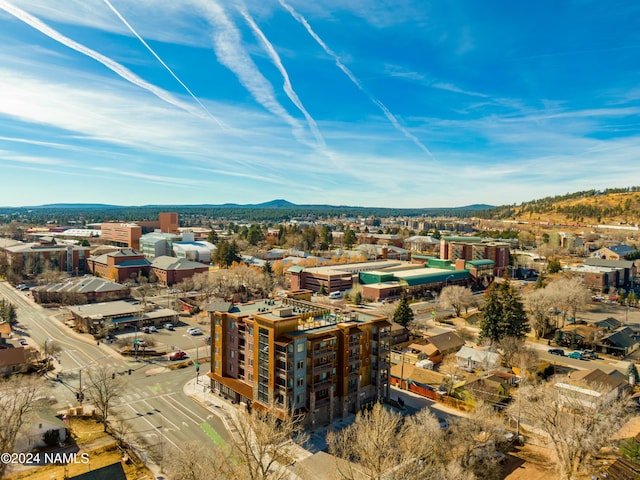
182,378,333,462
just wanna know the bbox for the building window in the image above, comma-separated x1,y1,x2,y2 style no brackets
296,377,304,387
297,360,304,370
230,351,235,358
297,343,304,353
215,318,220,326
231,321,235,330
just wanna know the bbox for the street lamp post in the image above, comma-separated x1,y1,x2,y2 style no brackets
44,337,53,370
182,334,200,383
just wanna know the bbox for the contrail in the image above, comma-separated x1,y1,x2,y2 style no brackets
103,0,224,128
0,0,202,117
239,7,325,149
194,0,312,147
278,0,433,157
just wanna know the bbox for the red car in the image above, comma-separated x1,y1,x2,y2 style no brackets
168,350,187,361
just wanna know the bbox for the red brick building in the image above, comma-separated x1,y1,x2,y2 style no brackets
87,249,151,282
150,256,209,286
1,238,90,276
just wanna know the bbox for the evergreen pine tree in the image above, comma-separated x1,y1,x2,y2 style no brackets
392,295,414,327
479,283,503,344
498,280,530,338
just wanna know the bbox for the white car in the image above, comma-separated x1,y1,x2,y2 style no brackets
187,327,203,336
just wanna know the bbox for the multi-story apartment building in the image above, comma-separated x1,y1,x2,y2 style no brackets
208,295,391,429
440,236,510,275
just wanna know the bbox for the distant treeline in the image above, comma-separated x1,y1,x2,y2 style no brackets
0,204,492,225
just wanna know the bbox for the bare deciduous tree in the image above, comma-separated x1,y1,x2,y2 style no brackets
328,403,458,480
0,376,44,477
545,277,591,328
228,406,308,480
510,378,630,479
447,402,506,480
84,365,126,431
328,403,404,480
438,286,477,317
526,288,554,338
165,441,237,480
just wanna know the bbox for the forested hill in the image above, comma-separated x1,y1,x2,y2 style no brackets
0,201,493,224
478,187,640,225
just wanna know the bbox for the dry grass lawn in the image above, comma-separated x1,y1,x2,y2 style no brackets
6,417,153,480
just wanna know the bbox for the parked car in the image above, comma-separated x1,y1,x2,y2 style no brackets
566,351,587,360
187,327,203,336
168,350,187,361
548,348,565,356
164,323,175,331
18,338,28,346
149,326,158,333
579,349,597,359
142,326,150,334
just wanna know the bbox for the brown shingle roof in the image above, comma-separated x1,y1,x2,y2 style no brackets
426,331,465,352
0,347,27,368
390,363,444,386
570,368,628,390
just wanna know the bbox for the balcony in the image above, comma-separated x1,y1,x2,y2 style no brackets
311,347,334,358
311,378,334,391
312,362,334,374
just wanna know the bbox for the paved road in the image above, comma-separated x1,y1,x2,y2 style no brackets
0,281,229,470
110,360,230,465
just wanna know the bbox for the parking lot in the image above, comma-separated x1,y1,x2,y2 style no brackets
107,317,210,359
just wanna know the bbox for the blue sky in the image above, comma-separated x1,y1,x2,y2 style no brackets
1,1,639,208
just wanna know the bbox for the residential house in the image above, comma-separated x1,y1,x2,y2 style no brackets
591,244,637,261
15,412,67,451
455,346,500,372
556,368,629,407
595,317,623,331
0,347,28,376
391,341,441,366
597,327,639,357
0,322,12,346
389,363,445,399
426,331,466,356
461,374,511,405
67,461,128,480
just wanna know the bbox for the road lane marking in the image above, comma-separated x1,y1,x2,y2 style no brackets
124,404,182,451
138,399,181,430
